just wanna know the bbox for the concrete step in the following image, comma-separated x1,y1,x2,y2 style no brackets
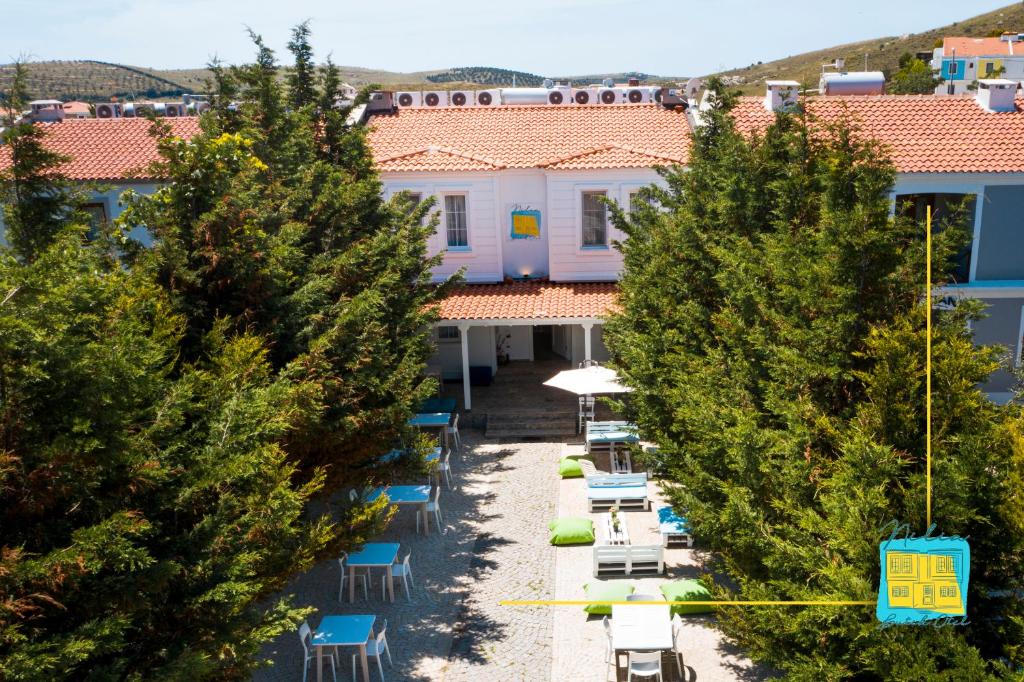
484,409,577,439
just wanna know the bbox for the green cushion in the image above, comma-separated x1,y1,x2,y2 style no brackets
660,579,713,615
548,517,595,545
559,457,584,478
583,581,635,615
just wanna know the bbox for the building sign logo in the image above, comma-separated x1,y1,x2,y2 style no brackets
510,207,541,239
877,523,969,625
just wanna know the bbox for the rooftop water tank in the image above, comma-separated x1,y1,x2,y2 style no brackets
819,71,885,96
500,88,553,105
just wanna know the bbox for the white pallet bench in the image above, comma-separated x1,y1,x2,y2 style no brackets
585,473,649,512
593,545,664,577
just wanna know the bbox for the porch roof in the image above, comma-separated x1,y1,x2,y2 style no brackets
435,281,619,322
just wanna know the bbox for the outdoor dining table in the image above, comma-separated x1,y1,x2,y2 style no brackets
610,603,673,670
585,421,640,447
408,412,451,449
368,484,433,533
346,542,401,602
313,614,375,682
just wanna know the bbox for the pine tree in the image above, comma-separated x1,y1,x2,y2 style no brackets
605,81,1024,679
0,30,446,679
0,61,87,261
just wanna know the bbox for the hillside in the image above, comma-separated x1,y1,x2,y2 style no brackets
1,60,686,102
0,60,195,101
713,2,1024,93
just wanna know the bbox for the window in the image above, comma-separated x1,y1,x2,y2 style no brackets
438,326,460,341
581,191,608,247
630,190,658,213
891,586,909,598
83,202,108,238
948,62,959,76
444,195,468,248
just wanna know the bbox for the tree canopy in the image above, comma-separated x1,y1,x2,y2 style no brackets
605,82,1024,679
0,27,449,680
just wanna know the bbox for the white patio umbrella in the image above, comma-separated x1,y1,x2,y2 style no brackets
542,365,632,396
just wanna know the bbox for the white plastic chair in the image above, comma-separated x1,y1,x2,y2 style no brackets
382,550,414,602
671,614,685,679
578,396,596,433
446,412,461,450
416,487,443,534
438,451,453,489
337,553,369,601
626,650,663,681
351,619,392,682
300,621,337,682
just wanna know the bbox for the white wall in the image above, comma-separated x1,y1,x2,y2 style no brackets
498,325,533,360
429,325,497,379
383,167,666,284
382,173,502,283
0,181,160,246
546,168,665,282
497,170,549,278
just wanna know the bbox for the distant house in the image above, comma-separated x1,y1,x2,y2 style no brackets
62,101,92,119
931,34,1024,94
731,79,1024,402
0,116,200,242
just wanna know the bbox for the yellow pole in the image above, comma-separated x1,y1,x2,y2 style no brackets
926,204,932,530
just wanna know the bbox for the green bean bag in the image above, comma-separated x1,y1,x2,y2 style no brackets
660,579,713,615
559,457,584,478
548,517,595,545
583,581,635,615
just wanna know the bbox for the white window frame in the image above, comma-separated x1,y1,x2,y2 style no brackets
580,189,610,250
1016,305,1024,369
442,193,471,252
437,325,460,342
948,61,959,76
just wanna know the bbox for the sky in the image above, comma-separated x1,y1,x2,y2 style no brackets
1,0,1014,76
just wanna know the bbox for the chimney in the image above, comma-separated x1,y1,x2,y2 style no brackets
764,81,799,112
975,79,1018,113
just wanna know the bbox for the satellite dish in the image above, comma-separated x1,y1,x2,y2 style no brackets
684,78,704,100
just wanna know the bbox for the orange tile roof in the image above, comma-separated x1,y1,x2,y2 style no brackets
0,117,201,181
436,281,619,321
729,95,1024,173
366,104,691,172
943,36,1019,57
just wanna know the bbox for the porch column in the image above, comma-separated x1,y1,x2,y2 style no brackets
582,322,594,362
459,322,472,411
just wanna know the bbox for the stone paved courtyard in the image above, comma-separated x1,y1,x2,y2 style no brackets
253,427,774,682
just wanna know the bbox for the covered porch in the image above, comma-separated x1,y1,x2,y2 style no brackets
428,281,621,435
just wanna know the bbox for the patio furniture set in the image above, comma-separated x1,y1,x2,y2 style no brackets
301,400,462,682
604,604,689,681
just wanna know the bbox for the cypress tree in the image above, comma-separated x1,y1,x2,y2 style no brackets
605,82,1024,679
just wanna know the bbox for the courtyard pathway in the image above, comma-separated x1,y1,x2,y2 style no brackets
254,428,773,681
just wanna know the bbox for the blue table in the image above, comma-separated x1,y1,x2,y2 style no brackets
409,412,452,449
380,447,441,464
313,614,375,682
347,542,401,602
408,412,451,427
369,485,432,532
